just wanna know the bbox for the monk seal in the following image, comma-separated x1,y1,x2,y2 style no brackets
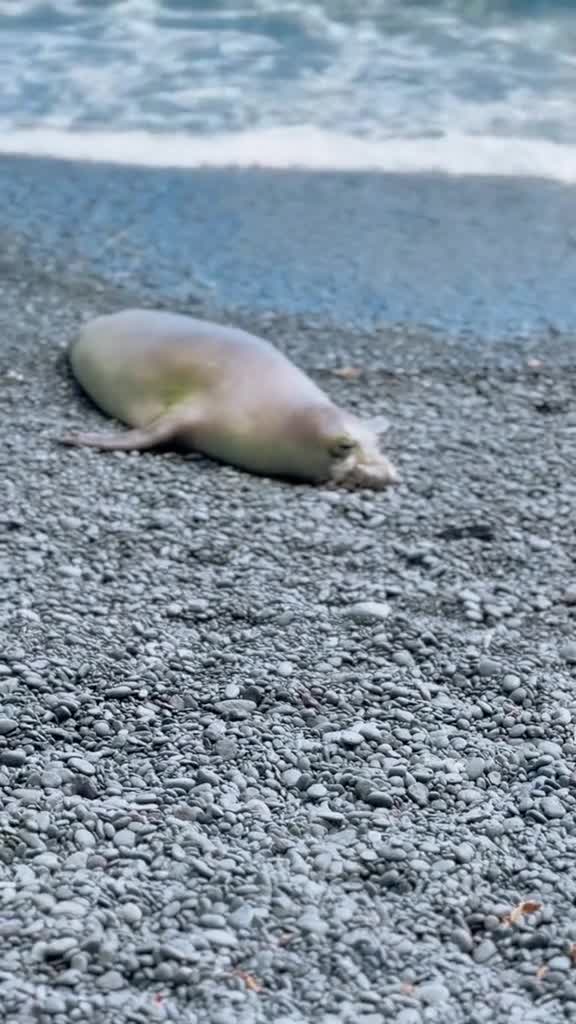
60,309,398,489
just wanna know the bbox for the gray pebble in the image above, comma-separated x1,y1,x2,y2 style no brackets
455,842,475,864
203,929,237,948
417,981,450,1006
466,757,487,780
0,750,27,767
407,783,429,807
392,651,414,667
97,970,126,991
214,699,256,719
307,784,328,800
365,791,393,808
68,756,95,776
478,657,500,677
105,686,133,699
342,601,390,623
119,903,142,924
559,641,576,663
44,993,67,1015
452,928,474,953
548,955,571,971
45,937,78,960
339,729,364,747
473,939,497,963
298,909,328,935
540,795,566,819
114,828,137,848
0,718,18,735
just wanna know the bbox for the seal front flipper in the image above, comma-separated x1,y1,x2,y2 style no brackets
58,409,191,452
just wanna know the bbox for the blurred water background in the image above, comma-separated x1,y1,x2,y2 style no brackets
1,1,576,176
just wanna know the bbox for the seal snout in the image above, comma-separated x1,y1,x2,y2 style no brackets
323,409,399,491
333,455,400,490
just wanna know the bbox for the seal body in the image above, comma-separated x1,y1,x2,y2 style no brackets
62,309,398,488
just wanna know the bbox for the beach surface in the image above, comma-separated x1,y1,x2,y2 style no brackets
1,159,576,1023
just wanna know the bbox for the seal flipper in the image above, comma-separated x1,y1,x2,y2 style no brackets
59,409,189,452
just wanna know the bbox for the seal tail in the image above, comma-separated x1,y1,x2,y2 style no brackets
58,411,185,452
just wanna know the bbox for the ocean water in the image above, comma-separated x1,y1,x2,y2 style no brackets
2,0,576,177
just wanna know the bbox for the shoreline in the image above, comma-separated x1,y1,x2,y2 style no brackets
1,151,576,341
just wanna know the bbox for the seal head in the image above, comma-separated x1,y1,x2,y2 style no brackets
295,405,398,489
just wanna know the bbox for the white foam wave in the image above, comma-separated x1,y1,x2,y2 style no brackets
1,127,576,182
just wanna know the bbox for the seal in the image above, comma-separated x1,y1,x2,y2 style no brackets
60,309,398,488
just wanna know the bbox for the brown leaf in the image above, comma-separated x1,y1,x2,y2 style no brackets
234,970,263,993
569,943,576,965
536,964,548,980
503,900,543,926
333,366,363,380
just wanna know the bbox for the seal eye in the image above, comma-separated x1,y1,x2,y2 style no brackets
330,437,357,459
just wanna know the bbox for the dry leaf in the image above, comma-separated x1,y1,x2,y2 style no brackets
536,965,548,980
569,944,576,965
333,366,362,380
234,970,263,993
503,900,543,926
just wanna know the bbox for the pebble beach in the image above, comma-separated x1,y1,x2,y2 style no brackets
1,153,576,1022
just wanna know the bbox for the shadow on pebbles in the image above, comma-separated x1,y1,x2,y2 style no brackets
1,268,576,1024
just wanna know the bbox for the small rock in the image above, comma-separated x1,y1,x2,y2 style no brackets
478,657,500,677
74,829,96,849
98,969,126,991
466,757,487,780
203,929,237,948
0,750,27,767
44,937,78,961
0,718,18,735
455,842,475,864
417,981,450,1006
214,699,256,719
392,651,414,667
548,955,571,971
407,783,429,807
105,686,132,699
559,642,576,664
540,796,566,819
120,903,142,924
44,993,67,1015
114,828,137,848
452,928,474,953
339,729,364,747
68,757,95,776
307,784,328,801
343,601,390,624
365,790,393,808
473,939,497,963
298,909,328,935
